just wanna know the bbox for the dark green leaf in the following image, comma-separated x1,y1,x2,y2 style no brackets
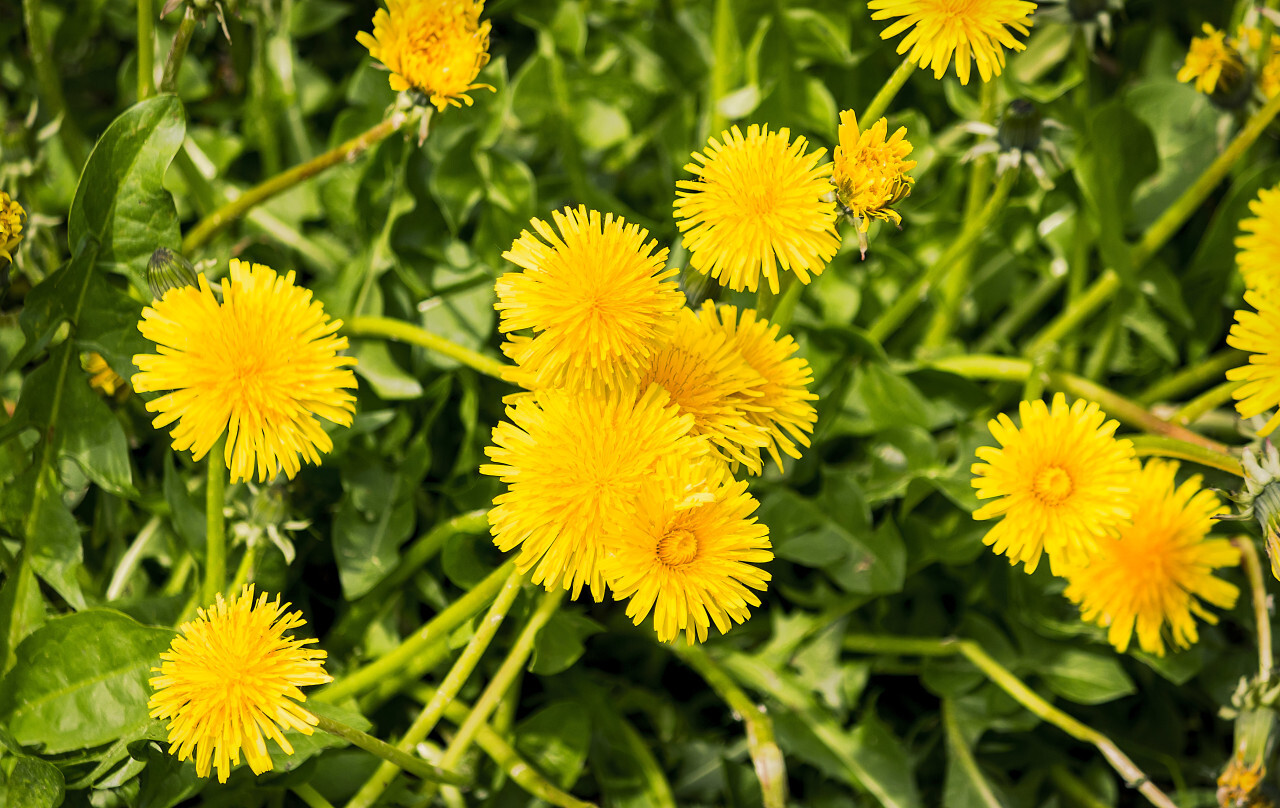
7,757,65,808
515,700,591,788
528,611,602,676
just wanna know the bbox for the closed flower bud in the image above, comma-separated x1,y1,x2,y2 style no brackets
147,247,199,300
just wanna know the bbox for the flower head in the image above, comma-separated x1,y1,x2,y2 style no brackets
1,191,25,261
832,110,916,252
1238,185,1280,296
972,393,1138,574
1063,460,1238,656
675,124,840,295
84,353,128,398
603,461,773,643
357,0,494,111
1177,23,1250,105
1227,290,1280,436
481,385,708,599
868,0,1037,85
132,259,358,483
148,586,332,783
697,301,818,473
495,207,683,391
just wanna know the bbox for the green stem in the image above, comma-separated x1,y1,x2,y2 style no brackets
841,635,1180,808
974,271,1066,353
1128,435,1243,477
162,552,195,597
182,111,414,253
1174,380,1243,425
23,0,87,163
345,570,524,808
1082,300,1123,380
316,560,517,704
201,437,227,606
292,784,337,808
767,274,806,332
1136,349,1247,406
311,712,468,787
1027,89,1280,358
226,537,264,594
137,0,156,100
675,644,787,808
1233,536,1273,683
942,700,1003,808
756,271,798,323
868,168,1018,344
861,56,917,124
706,0,736,138
160,8,198,94
344,315,510,381
106,515,162,600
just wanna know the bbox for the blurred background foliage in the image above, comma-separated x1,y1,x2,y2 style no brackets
1,0,1276,806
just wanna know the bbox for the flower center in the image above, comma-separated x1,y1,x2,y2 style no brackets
657,528,699,566
1031,465,1073,506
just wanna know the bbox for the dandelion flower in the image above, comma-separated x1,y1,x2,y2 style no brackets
1063,460,1238,656
675,125,840,295
972,393,1138,574
148,586,332,783
481,385,708,599
868,0,1037,85
84,353,128,397
1227,290,1280,436
698,301,818,472
603,461,773,643
0,191,25,261
357,0,494,111
1177,23,1248,98
832,110,916,253
132,259,358,484
496,206,684,391
1237,185,1280,295
639,307,771,474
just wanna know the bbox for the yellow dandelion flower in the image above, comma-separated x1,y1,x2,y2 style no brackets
1264,52,1280,98
84,352,128,397
675,124,840,295
1063,460,1238,656
602,460,773,644
697,301,818,473
868,0,1037,85
148,585,332,783
357,0,494,111
1237,185,1280,295
971,393,1138,574
639,307,771,474
1177,23,1247,96
0,191,25,261
481,385,708,599
832,110,917,251
132,259,358,484
1226,289,1280,436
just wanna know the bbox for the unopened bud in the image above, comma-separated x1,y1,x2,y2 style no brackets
997,99,1044,154
147,248,199,300
1220,442,1280,582
1210,49,1253,110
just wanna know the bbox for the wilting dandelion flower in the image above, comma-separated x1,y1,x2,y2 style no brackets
1227,290,1280,436
832,110,916,255
148,586,332,783
868,0,1037,85
972,393,1138,574
603,460,773,643
1237,185,1280,295
1178,23,1250,105
481,385,708,599
675,125,839,295
698,302,817,473
495,207,683,391
357,0,494,111
1064,460,1238,656
84,353,128,397
0,191,24,261
132,259,358,484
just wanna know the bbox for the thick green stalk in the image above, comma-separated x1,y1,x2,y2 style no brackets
1174,380,1243,426
1136,349,1247,405
974,271,1066,353
1027,89,1280,358
106,515,162,600
292,784,337,808
346,570,524,808
137,0,155,100
182,111,413,253
942,700,1003,808
1128,435,1243,477
868,168,1018,344
344,315,510,381
316,560,517,704
675,644,787,808
201,437,227,606
861,56,916,124
160,8,198,94
311,713,467,787
1234,537,1273,683
706,0,736,138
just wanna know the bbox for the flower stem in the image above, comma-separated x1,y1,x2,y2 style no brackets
1233,536,1274,683
942,699,1003,808
182,111,413,253
973,270,1066,353
1128,435,1243,476
345,570,525,808
159,8,198,94
868,167,1018,344
311,712,468,787
1136,349,1247,406
1174,380,1243,426
861,56,916,124
842,634,1180,808
706,0,736,138
316,560,517,704
201,437,227,606
137,0,156,100
674,643,787,808
344,315,510,381
292,784,337,808
1027,89,1280,358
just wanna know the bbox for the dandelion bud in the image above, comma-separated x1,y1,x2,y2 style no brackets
147,247,199,300
997,99,1044,154
1223,442,1280,581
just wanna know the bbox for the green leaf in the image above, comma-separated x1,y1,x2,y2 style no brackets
1039,647,1135,705
0,461,86,610
515,700,592,788
6,757,65,808
0,560,45,676
529,611,602,675
332,455,417,599
0,610,176,754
